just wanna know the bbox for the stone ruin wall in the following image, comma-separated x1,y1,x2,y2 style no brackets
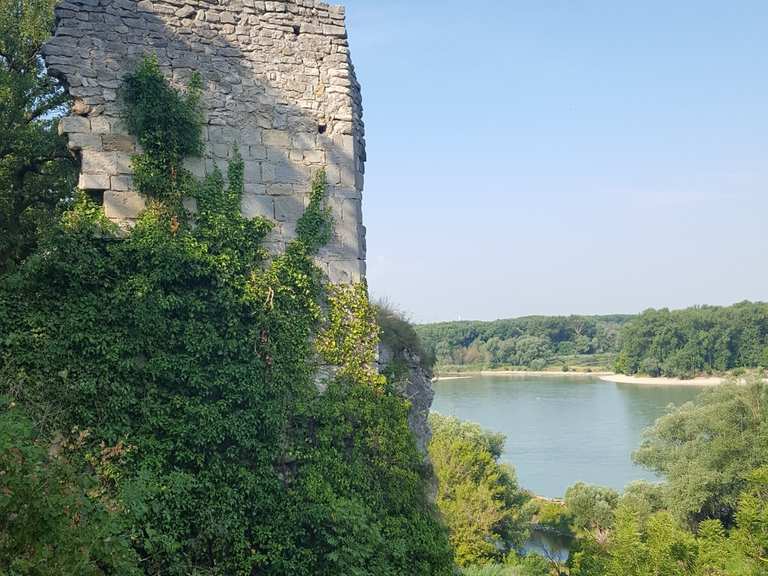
44,0,366,283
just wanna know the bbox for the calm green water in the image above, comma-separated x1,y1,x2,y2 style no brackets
431,375,704,498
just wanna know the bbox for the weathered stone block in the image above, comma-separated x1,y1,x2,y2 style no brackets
241,193,274,219
183,157,206,178
115,152,133,174
323,24,346,38
90,116,111,134
59,115,90,134
67,133,102,151
326,259,364,284
274,162,305,184
244,161,261,183
266,183,293,196
104,190,146,220
81,151,117,174
78,173,110,190
175,5,195,18
102,134,135,152
110,175,133,191
260,162,276,183
263,130,291,148
303,149,324,163
274,195,304,222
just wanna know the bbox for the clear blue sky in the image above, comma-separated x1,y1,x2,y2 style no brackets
342,0,768,323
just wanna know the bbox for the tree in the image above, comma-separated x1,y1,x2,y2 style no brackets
633,375,768,525
429,414,530,567
645,511,697,576
606,503,649,576
0,0,76,272
615,303,768,378
564,482,619,542
733,466,768,571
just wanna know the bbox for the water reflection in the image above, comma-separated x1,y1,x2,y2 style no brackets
522,529,570,563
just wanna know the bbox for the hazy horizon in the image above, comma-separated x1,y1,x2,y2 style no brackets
343,0,768,323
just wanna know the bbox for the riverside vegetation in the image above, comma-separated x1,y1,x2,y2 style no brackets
0,12,454,573
430,374,768,576
418,302,768,379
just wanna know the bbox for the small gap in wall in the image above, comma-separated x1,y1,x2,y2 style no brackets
318,123,327,134
292,24,300,36
87,189,105,206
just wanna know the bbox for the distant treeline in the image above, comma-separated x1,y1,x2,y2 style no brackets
417,302,768,378
615,301,768,378
416,315,632,370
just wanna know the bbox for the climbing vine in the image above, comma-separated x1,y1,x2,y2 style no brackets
0,56,453,575
123,55,202,209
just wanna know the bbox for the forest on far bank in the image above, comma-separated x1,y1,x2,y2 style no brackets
417,301,768,378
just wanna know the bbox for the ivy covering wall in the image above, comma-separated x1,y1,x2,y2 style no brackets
0,56,453,575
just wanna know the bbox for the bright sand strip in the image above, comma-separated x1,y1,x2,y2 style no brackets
480,370,613,378
433,370,727,386
433,370,612,381
599,374,723,386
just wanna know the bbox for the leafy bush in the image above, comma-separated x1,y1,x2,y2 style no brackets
461,552,550,576
0,398,141,575
527,499,573,537
429,414,530,567
564,483,619,536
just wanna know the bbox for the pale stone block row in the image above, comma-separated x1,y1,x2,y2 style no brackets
44,0,367,282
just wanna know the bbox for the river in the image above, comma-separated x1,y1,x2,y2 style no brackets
431,374,705,498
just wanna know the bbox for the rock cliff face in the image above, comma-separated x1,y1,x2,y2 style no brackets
378,345,435,459
44,0,366,283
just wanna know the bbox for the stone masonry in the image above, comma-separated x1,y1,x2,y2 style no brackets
44,0,366,282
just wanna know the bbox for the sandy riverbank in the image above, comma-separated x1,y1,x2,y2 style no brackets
434,370,612,381
599,374,723,386
433,370,726,386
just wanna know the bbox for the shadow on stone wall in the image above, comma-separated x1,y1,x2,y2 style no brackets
44,0,366,282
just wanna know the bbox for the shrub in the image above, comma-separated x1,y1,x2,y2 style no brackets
429,414,530,567
375,300,435,372
0,398,141,575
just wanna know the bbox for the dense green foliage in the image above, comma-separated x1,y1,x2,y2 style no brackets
615,302,768,378
633,375,768,526
421,302,768,378
564,483,619,538
567,471,768,576
123,56,202,208
428,414,530,567
417,315,630,371
0,0,76,272
460,553,550,576
0,56,453,575
0,398,141,575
